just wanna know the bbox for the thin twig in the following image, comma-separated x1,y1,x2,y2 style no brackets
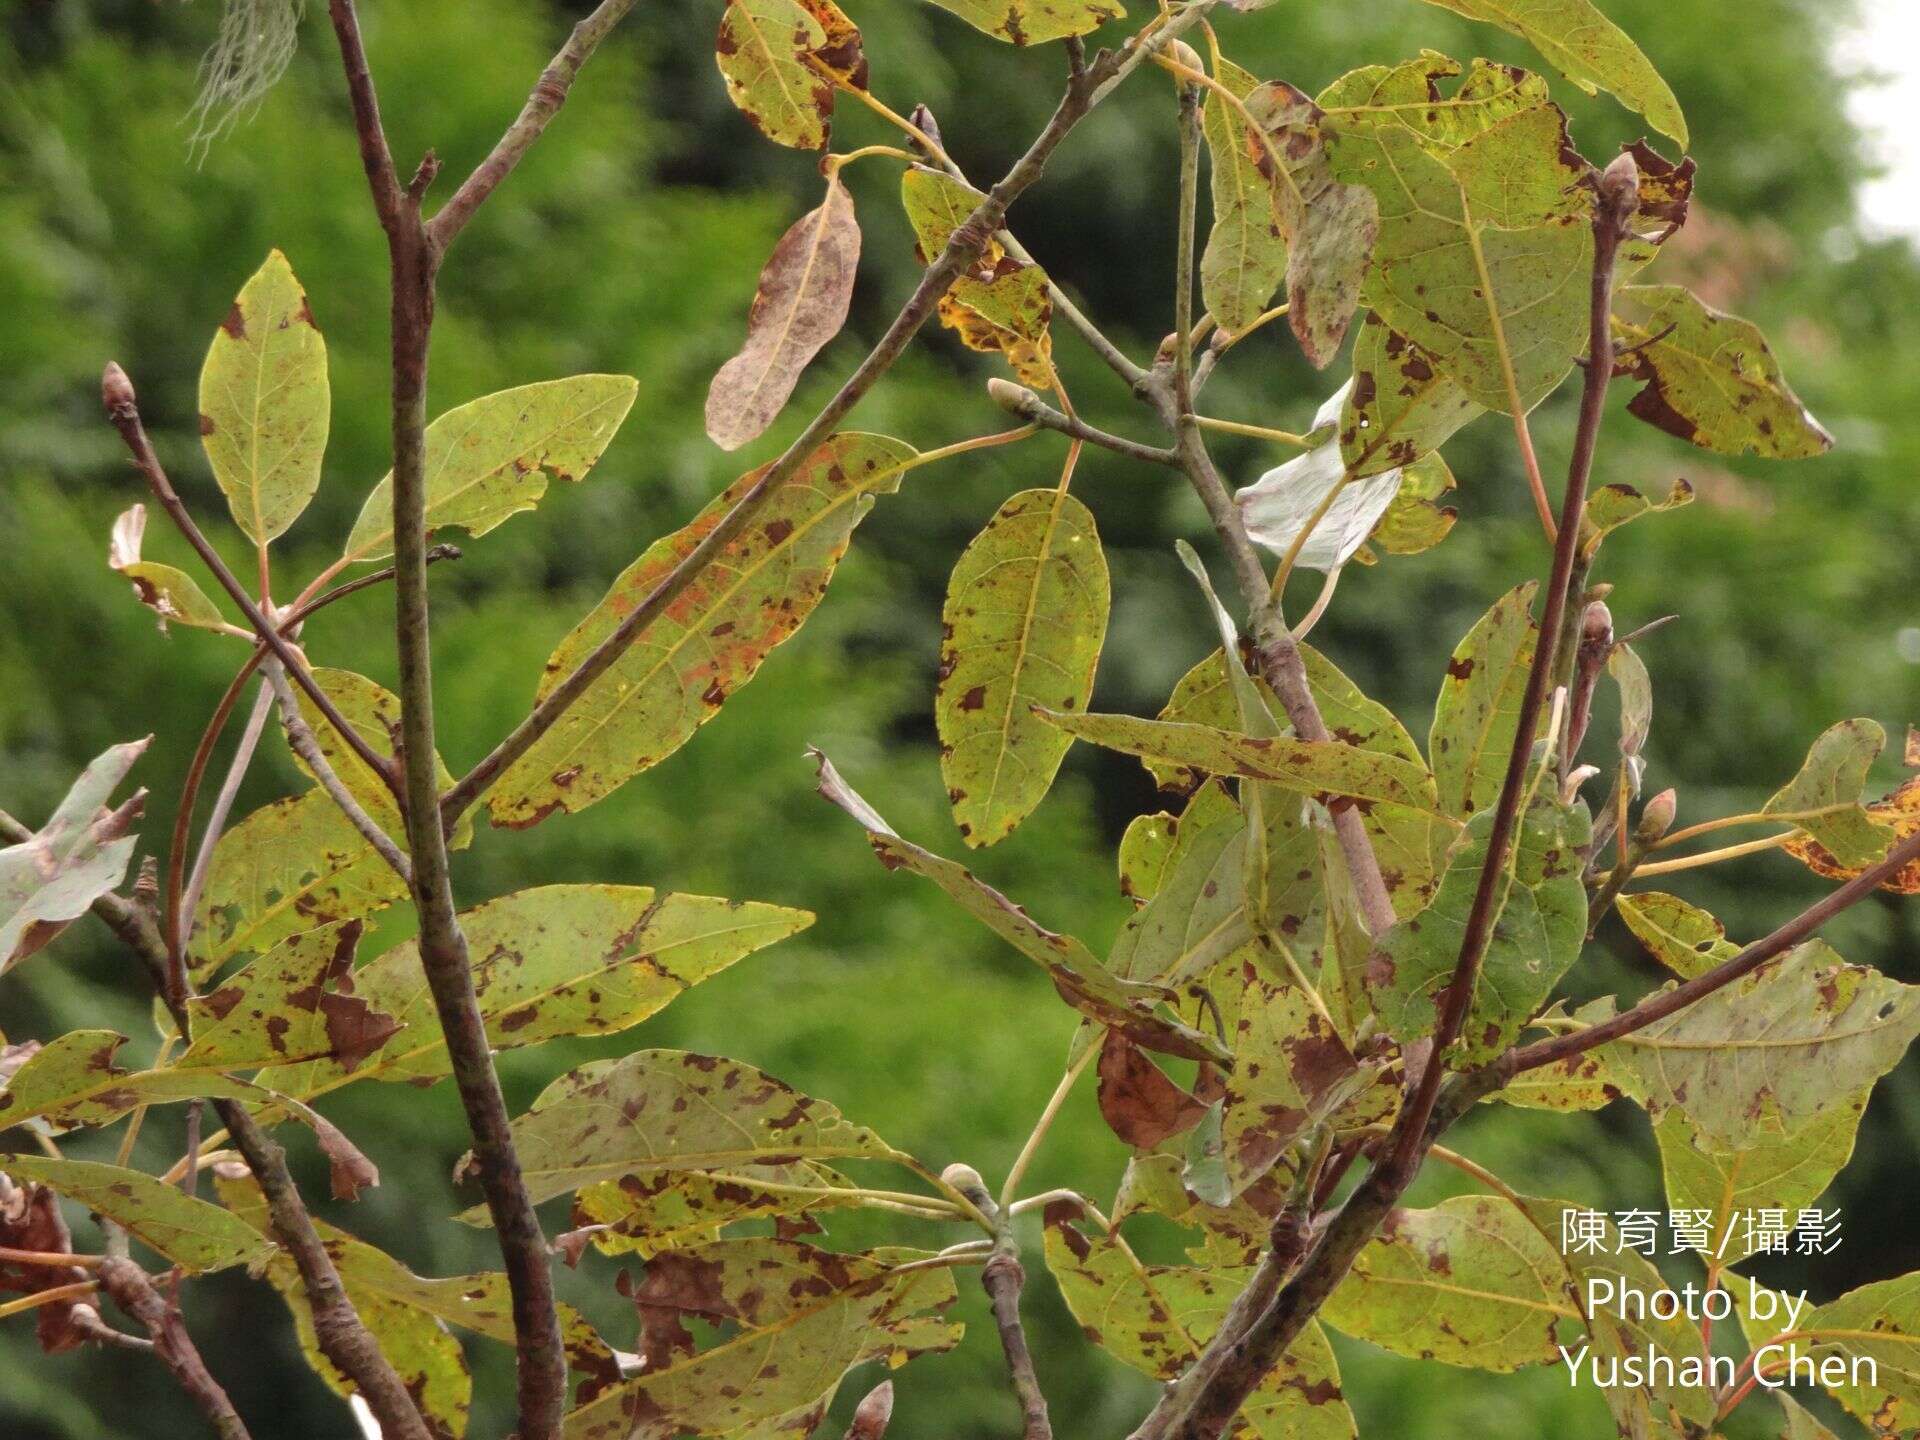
178,680,273,962
262,662,413,885
97,1257,252,1440
987,381,1179,466
946,1167,1053,1440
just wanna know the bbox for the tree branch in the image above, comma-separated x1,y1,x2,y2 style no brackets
322,4,568,1432
428,0,640,251
986,380,1178,465
1388,151,1640,1175
440,11,1216,825
946,1166,1052,1440
97,365,399,797
96,1257,252,1440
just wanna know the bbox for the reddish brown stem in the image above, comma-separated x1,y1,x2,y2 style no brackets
96,1257,252,1440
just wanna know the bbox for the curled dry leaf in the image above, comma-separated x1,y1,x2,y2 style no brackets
1096,1030,1208,1149
0,1175,93,1354
707,173,861,451
0,740,148,977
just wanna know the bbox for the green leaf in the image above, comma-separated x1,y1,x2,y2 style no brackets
1608,940,1920,1150
1108,782,1250,990
1428,582,1538,817
563,1239,955,1440
1763,719,1898,869
343,375,639,563
1654,1095,1862,1265
1323,58,1593,413
283,668,464,846
182,921,397,1072
1369,453,1459,557
1613,285,1832,459
1039,712,1442,813
562,1164,861,1260
1614,891,1737,979
265,886,808,1094
490,432,914,828
107,505,231,633
937,488,1109,847
1582,478,1694,544
1,740,146,977
1118,809,1180,905
5,1157,272,1273
0,1030,256,1133
1200,57,1288,339
1322,1194,1576,1370
1413,0,1686,144
198,249,329,546
189,788,409,979
1753,1274,1920,1435
1340,313,1484,478
920,0,1124,46
1043,1208,1355,1439
707,172,861,452
473,1049,896,1211
811,750,1229,1063
1776,1395,1844,1440
216,1170,618,1433
1371,795,1590,1064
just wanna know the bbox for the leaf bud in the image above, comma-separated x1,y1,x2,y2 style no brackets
1636,788,1677,844
101,362,137,420
846,1381,895,1440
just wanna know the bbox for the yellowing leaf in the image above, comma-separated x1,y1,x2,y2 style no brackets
1614,891,1737,979
189,788,409,980
1428,582,1538,818
265,885,808,1093
285,667,464,846
1340,313,1483,478
1414,0,1686,145
1752,1274,1920,1434
1042,1209,1355,1439
107,506,230,633
937,488,1109,847
6,1157,273,1274
563,1163,860,1260
1607,941,1920,1151
1764,719,1899,869
198,250,330,546
811,750,1229,1063
1108,782,1250,991
1496,1000,1623,1111
1,740,146,977
707,172,861,451
182,921,398,1073
1582,478,1694,544
921,0,1124,46
1117,809,1179,905
1613,286,1833,459
1040,711,1442,813
343,375,639,562
1369,453,1459,556
475,1049,897,1210
1785,774,1920,895
489,432,915,827
1146,650,1281,794
714,0,855,150
1200,58,1287,338
563,1239,955,1440
0,1030,256,1133
899,166,1054,384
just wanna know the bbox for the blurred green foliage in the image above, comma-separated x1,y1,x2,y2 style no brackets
1,0,1916,1436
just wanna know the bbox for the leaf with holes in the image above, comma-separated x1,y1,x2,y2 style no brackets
6,1158,272,1274
1606,941,1920,1151
1429,582,1539,817
1,741,147,977
189,788,408,979
490,433,915,828
1613,286,1832,460
1043,1207,1355,1439
812,751,1228,1063
1763,719,1898,869
198,250,329,546
1413,0,1685,144
937,488,1108,847
343,375,638,562
707,172,861,451
1614,891,1737,980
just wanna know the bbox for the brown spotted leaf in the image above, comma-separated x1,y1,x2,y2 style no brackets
1613,285,1833,459
189,789,408,980
563,1163,860,1261
937,488,1109,847
261,886,809,1096
565,1239,956,1440
1117,809,1179,905
1340,314,1483,478
1495,999,1623,1111
468,1049,897,1211
198,250,329,545
6,1157,272,1273
1785,773,1920,895
1734,1273,1920,1434
1200,57,1288,338
0,1030,257,1133
707,173,861,451
283,668,467,848
1606,940,1920,1151
0,1177,93,1354
899,165,1054,384
491,433,916,827
921,0,1124,46
714,0,849,150
1,740,147,977
1582,477,1694,544
1428,582,1539,818
1763,719,1899,870
344,375,639,563
811,750,1229,1063
181,921,397,1073
1614,891,1737,979
1043,1209,1355,1438
1368,452,1459,557
106,506,230,633
1147,651,1281,794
